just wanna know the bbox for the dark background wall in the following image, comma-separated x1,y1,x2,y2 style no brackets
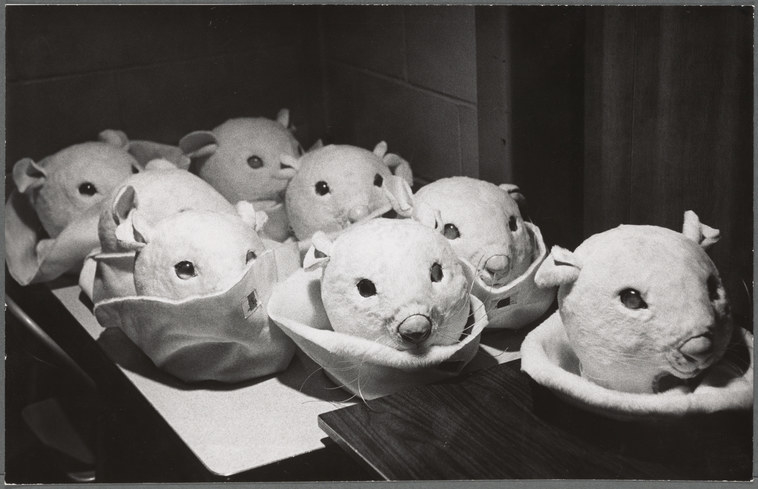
582,6,753,328
6,5,326,164
320,6,479,183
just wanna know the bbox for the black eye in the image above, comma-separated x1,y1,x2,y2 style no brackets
430,262,443,282
78,182,97,196
315,181,330,196
373,174,384,187
508,216,518,232
620,288,647,310
246,250,257,263
443,223,460,240
247,155,264,169
707,275,721,302
174,261,197,280
356,278,377,297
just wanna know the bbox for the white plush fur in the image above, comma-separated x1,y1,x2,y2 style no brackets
94,241,301,383
98,167,235,253
127,209,269,300
13,138,137,238
521,311,753,419
461,222,556,329
180,109,301,204
312,218,472,352
533,211,733,394
413,176,534,287
268,267,488,399
284,143,413,240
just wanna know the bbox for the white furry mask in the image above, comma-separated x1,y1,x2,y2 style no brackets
283,142,413,240
534,211,732,394
412,176,534,287
305,218,471,352
117,202,269,300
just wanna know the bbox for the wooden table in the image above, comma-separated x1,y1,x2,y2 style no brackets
319,360,753,480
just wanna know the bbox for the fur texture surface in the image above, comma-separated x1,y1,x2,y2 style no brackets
520,311,753,418
13,132,138,238
283,142,413,240
462,222,556,329
180,109,301,204
533,211,733,394
94,241,301,383
117,204,268,300
412,176,534,287
268,267,487,399
98,162,235,253
308,218,472,353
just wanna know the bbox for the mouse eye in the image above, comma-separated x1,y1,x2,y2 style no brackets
78,182,98,196
247,155,264,169
443,223,460,240
707,275,721,302
430,262,443,283
315,181,330,196
356,278,377,297
620,288,647,310
373,174,384,187
174,261,197,280
246,250,257,263
508,216,518,232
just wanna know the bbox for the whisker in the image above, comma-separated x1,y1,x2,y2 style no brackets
298,365,326,393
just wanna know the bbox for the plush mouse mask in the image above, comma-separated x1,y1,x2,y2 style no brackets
12,130,139,239
306,218,471,352
94,204,299,383
384,176,553,330
97,161,236,254
268,217,487,399
83,162,238,302
5,130,167,285
116,203,269,300
283,142,414,240
412,176,533,287
534,211,733,394
180,109,301,203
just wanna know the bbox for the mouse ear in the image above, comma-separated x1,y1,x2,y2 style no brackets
303,231,334,272
111,185,139,226
236,201,269,233
98,129,130,149
413,202,443,233
115,209,152,252
13,158,47,194
179,131,219,159
682,210,720,250
144,158,178,171
534,246,581,288
372,141,388,158
377,142,413,186
308,139,324,152
275,153,301,181
276,108,291,129
382,175,414,217
499,183,526,205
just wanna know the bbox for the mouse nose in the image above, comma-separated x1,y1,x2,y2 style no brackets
348,205,370,223
484,254,510,273
679,332,714,362
398,315,432,344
